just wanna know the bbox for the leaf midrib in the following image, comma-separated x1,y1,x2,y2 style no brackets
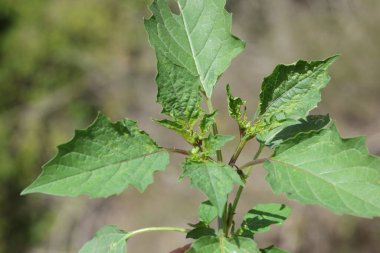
178,1,206,87
26,149,166,191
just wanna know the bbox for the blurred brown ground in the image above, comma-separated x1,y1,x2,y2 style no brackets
0,0,379,253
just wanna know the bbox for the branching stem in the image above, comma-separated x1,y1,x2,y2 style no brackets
165,148,189,156
125,227,190,240
229,138,248,166
240,158,267,170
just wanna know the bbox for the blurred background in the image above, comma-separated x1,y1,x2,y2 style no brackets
0,0,379,252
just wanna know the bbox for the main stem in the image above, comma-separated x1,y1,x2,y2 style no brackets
206,98,224,230
226,143,264,236
125,227,189,240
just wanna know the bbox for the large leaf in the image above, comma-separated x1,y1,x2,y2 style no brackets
239,203,291,238
22,113,169,197
79,225,128,253
182,160,243,216
255,56,337,143
145,0,245,98
186,235,260,253
264,124,380,217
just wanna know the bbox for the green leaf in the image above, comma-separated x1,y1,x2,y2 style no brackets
199,111,217,134
226,84,249,130
198,200,218,224
239,203,291,238
186,235,260,253
79,225,128,253
155,118,196,144
22,113,170,197
261,246,290,253
186,226,216,240
182,160,243,216
145,0,245,98
268,115,331,148
264,124,380,217
203,134,235,156
156,55,202,122
255,56,338,143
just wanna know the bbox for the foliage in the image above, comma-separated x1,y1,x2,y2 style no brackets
22,0,380,252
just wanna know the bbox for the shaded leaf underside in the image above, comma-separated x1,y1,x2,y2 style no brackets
239,203,291,238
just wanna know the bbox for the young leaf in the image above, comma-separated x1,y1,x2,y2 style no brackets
255,56,337,142
155,118,196,144
78,225,128,253
199,111,217,134
202,134,235,156
226,84,250,131
186,235,260,253
267,114,331,148
145,0,245,98
198,200,218,225
156,55,202,122
264,124,380,217
182,160,243,216
22,113,170,197
261,246,290,253
238,203,291,238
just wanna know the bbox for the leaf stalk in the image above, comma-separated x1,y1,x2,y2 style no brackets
125,227,190,241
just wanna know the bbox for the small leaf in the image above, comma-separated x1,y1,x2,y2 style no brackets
22,113,170,197
186,226,216,240
198,200,218,224
186,235,260,253
199,111,217,134
227,84,246,124
239,203,291,238
155,118,196,144
182,159,243,217
267,115,331,147
145,0,245,98
264,124,380,217
261,246,290,253
78,225,128,253
255,56,338,142
203,134,235,156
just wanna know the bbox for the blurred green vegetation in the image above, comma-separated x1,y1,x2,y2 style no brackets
0,0,150,252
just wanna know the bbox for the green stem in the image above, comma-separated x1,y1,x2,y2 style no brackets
206,98,224,230
225,143,265,236
165,147,189,156
206,98,223,162
244,144,265,178
125,227,190,240
228,138,248,166
239,158,267,170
